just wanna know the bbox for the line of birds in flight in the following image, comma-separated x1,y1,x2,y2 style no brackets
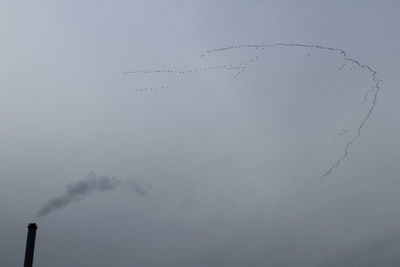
123,43,362,93
122,52,261,92
122,42,382,178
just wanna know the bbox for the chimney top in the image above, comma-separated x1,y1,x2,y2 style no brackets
27,223,37,229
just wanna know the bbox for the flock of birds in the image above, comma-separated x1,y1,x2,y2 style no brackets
122,42,382,178
122,54,260,91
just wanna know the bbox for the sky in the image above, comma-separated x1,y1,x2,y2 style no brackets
1,1,400,266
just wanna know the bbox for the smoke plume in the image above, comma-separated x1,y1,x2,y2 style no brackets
37,171,127,217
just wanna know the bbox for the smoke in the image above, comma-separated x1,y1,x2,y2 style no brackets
128,181,147,196
37,171,145,217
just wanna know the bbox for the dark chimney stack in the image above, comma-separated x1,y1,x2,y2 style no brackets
24,223,37,267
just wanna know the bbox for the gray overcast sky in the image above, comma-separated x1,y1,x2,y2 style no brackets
1,1,400,266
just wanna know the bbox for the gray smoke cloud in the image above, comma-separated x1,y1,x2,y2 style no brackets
127,180,147,196
37,171,145,217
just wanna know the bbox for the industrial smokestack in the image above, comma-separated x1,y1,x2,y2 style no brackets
24,223,37,267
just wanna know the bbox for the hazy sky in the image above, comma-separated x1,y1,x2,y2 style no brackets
1,1,400,266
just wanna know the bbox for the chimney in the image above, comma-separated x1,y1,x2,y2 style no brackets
24,223,37,267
